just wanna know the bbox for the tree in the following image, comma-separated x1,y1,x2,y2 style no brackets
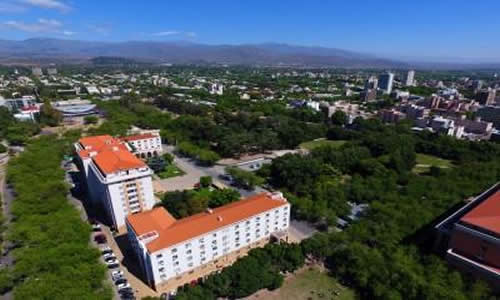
83,115,98,124
226,167,264,190
163,152,174,164
39,100,62,126
0,144,6,153
331,110,347,126
200,176,213,188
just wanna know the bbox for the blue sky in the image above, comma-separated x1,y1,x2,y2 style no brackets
1,0,500,61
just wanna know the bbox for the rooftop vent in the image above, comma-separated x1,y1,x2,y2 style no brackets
206,208,213,214
217,216,223,222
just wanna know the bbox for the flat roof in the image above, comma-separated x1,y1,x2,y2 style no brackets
460,190,500,235
127,192,288,253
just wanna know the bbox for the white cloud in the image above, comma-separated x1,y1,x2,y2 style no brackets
152,30,180,36
2,18,62,33
20,0,70,12
62,30,76,36
185,32,197,38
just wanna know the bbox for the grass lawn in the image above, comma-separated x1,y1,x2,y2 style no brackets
300,139,347,151
260,267,355,300
413,153,453,174
156,163,185,179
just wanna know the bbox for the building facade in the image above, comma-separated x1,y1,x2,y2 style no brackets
126,192,290,292
378,72,394,94
405,70,415,86
435,183,500,289
120,130,162,158
74,135,156,230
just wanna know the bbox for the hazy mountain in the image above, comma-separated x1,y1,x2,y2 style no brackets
0,38,406,68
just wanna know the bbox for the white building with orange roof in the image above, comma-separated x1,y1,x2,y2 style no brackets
120,129,162,159
74,135,156,230
126,192,290,292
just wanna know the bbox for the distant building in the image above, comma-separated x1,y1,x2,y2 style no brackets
435,183,500,289
74,135,156,230
379,109,405,123
475,88,497,106
477,105,500,128
126,192,290,292
361,89,377,101
47,68,58,75
472,80,483,92
405,70,415,86
53,99,97,117
209,83,224,95
378,72,394,94
32,67,43,76
364,76,378,90
0,96,37,111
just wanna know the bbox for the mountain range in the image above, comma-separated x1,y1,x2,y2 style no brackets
0,38,406,68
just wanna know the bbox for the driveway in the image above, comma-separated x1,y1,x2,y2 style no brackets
156,145,266,198
288,220,317,243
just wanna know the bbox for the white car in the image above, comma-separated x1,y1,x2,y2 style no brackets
105,258,119,265
101,246,112,254
92,224,102,231
111,270,124,278
103,253,116,260
117,283,131,290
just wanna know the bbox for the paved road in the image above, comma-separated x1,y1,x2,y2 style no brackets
157,145,266,198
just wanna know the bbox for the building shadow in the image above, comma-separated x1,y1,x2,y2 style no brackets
114,233,149,286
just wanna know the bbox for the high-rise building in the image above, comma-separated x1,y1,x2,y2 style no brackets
405,70,415,86
127,192,291,292
378,72,394,94
475,88,496,105
364,76,378,90
74,135,156,230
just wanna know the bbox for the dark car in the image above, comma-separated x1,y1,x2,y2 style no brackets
94,234,107,244
114,278,127,285
107,263,119,269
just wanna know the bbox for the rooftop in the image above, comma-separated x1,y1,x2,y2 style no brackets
120,133,158,142
460,190,500,235
77,135,146,174
127,192,288,253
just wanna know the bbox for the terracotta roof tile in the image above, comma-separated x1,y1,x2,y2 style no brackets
127,192,288,253
461,190,500,235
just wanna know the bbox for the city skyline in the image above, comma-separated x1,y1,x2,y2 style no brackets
1,0,500,62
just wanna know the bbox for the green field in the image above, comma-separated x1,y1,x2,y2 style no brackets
300,139,347,151
157,163,185,179
262,267,355,300
413,153,453,174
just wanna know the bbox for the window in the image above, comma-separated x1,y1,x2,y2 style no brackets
156,254,163,259
235,224,240,229
159,267,165,272
212,246,218,251
171,248,177,253
187,256,193,261
246,220,250,225
284,206,288,211
199,244,205,249
174,261,179,266
201,257,206,261
246,232,250,237
213,233,217,237
200,251,205,255
222,235,228,241
246,238,251,243
235,231,240,235
188,262,193,267
236,243,240,247
275,210,279,214
199,238,204,243
172,255,178,260
256,229,260,232
158,260,164,266
185,243,191,248
235,237,240,241
266,213,270,217
186,249,192,254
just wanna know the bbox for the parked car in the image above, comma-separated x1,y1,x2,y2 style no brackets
115,278,127,285
92,224,102,231
94,234,107,244
111,270,124,278
117,283,131,290
118,287,133,295
101,246,113,254
105,257,119,264
103,253,116,260
107,263,119,269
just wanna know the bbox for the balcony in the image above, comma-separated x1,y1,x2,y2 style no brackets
446,248,500,283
